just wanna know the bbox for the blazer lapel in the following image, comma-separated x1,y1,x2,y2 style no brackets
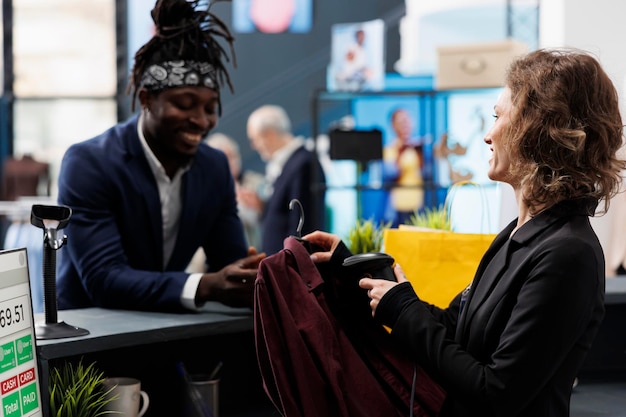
462,239,512,329
456,205,572,342
456,222,514,341
124,119,164,258
172,167,199,265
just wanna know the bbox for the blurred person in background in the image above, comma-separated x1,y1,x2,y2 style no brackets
206,132,264,249
383,107,425,226
243,104,326,255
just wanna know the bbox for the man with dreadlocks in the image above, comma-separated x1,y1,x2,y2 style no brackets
56,0,263,312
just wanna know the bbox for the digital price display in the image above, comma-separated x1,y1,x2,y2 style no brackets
0,249,42,417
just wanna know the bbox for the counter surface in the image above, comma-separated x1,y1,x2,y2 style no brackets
606,277,626,304
34,277,626,361
34,303,253,360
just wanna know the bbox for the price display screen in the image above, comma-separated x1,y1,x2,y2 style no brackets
0,249,42,417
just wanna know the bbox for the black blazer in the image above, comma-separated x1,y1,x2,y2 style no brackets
377,198,605,417
261,145,326,255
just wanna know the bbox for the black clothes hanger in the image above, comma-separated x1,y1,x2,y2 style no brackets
289,199,305,239
288,199,324,253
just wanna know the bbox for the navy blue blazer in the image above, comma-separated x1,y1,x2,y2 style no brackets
57,115,248,312
261,145,326,255
377,198,605,417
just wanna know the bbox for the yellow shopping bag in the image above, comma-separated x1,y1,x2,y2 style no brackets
382,228,495,307
382,181,497,308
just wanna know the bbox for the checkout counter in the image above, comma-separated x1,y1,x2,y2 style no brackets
31,277,626,416
35,303,275,417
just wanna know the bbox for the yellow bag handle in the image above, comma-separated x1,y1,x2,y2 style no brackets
443,180,491,233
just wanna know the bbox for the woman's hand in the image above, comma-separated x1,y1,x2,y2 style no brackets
302,230,342,263
359,264,409,316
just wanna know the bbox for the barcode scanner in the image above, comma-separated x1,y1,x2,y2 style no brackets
342,252,396,281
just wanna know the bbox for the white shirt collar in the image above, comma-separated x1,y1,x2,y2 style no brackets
266,137,304,185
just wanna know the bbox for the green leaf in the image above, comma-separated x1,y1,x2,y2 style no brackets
346,218,391,254
49,358,118,417
405,205,452,231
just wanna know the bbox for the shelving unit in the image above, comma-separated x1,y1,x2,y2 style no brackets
310,78,503,236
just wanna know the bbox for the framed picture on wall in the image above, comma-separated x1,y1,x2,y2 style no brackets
328,19,385,92
232,0,313,33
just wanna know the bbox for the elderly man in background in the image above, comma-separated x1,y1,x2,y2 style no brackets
242,105,326,255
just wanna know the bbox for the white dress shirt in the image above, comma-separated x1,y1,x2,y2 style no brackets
137,114,202,310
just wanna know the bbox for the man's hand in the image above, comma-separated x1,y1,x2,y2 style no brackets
197,249,266,307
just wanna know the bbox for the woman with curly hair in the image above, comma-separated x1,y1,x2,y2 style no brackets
305,48,626,417
57,0,264,312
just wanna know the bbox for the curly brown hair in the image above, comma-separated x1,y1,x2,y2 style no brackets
127,0,235,113
504,48,625,215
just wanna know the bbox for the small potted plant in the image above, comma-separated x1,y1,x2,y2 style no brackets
346,218,391,254
49,359,116,417
405,205,452,231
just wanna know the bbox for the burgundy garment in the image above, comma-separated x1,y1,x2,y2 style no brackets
254,237,445,417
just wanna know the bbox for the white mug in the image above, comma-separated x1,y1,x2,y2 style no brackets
102,377,150,417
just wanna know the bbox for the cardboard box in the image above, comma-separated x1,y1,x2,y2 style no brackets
436,39,528,90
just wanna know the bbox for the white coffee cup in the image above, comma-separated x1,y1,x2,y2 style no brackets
102,377,150,417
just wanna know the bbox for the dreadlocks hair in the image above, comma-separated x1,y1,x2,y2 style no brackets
127,0,236,113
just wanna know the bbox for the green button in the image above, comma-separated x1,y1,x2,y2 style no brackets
3,391,20,416
15,336,33,366
0,342,16,374
21,382,39,414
